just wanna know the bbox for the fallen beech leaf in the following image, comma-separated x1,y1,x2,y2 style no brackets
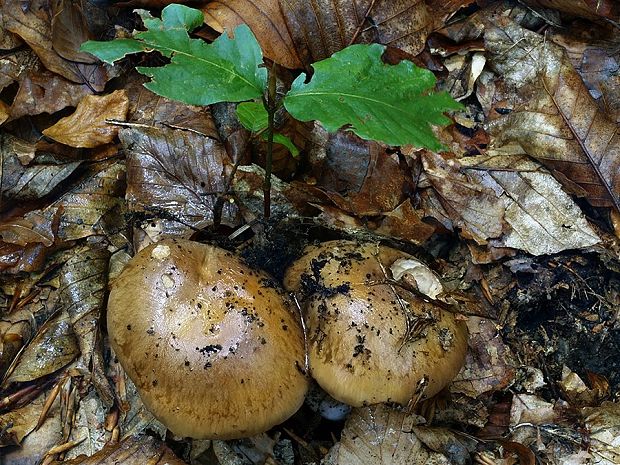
17,162,126,243
583,402,620,465
120,126,240,236
521,0,619,22
420,150,505,244
58,245,113,406
10,69,93,121
280,0,432,66
376,199,436,244
485,19,620,213
48,434,188,465
461,153,601,255
43,90,129,148
203,0,302,69
2,0,110,90
3,311,79,385
324,404,451,465
50,0,98,64
451,317,517,397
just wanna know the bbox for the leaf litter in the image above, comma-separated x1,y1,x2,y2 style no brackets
0,1,619,465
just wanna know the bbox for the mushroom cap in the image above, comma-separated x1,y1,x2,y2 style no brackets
284,240,467,407
108,239,308,439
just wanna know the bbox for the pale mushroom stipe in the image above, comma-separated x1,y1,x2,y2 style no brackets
107,239,308,439
284,240,468,407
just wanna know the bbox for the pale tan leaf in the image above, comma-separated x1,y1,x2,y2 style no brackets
485,19,620,213
280,0,432,66
325,405,450,465
203,0,302,69
583,402,620,465
420,150,505,244
43,91,129,148
461,153,601,255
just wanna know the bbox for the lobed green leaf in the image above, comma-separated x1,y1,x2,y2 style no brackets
284,44,463,150
81,4,266,106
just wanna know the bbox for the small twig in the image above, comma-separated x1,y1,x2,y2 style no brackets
263,62,277,219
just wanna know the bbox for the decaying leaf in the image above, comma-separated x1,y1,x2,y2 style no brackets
280,0,432,66
120,126,240,236
1,0,110,90
0,390,53,447
485,19,620,213
47,434,188,465
58,244,113,406
1,142,81,203
420,151,505,244
323,404,451,465
9,69,93,121
583,402,620,465
203,0,302,69
461,152,601,255
451,317,517,397
16,162,126,244
42,91,129,148
521,0,619,22
50,0,99,64
3,311,78,385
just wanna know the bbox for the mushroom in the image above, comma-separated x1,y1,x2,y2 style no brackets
284,240,467,407
107,239,308,439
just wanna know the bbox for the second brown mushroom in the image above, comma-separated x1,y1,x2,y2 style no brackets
284,240,468,407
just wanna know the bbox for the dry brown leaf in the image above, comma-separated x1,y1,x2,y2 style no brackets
120,126,240,237
485,19,620,213
43,91,129,148
420,150,505,244
375,199,436,244
280,0,432,66
583,402,620,465
203,0,302,69
521,0,619,22
324,404,450,465
1,0,110,90
0,390,51,447
425,0,477,30
50,0,99,64
548,24,620,124
451,316,517,397
125,72,219,138
58,244,113,406
10,69,93,121
0,49,38,93
49,434,188,465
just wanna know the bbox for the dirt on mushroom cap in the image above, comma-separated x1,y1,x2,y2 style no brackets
284,240,468,407
107,239,308,439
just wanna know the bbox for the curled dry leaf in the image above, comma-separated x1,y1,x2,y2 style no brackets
50,0,99,64
1,0,110,90
42,90,129,148
203,0,302,69
485,19,620,213
420,150,505,244
280,0,432,66
324,404,451,465
461,152,601,255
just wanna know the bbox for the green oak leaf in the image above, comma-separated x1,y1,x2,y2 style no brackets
237,101,268,132
237,102,299,157
80,4,266,105
284,44,462,149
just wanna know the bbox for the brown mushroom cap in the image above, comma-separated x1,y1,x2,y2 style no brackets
107,239,308,439
284,240,467,407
